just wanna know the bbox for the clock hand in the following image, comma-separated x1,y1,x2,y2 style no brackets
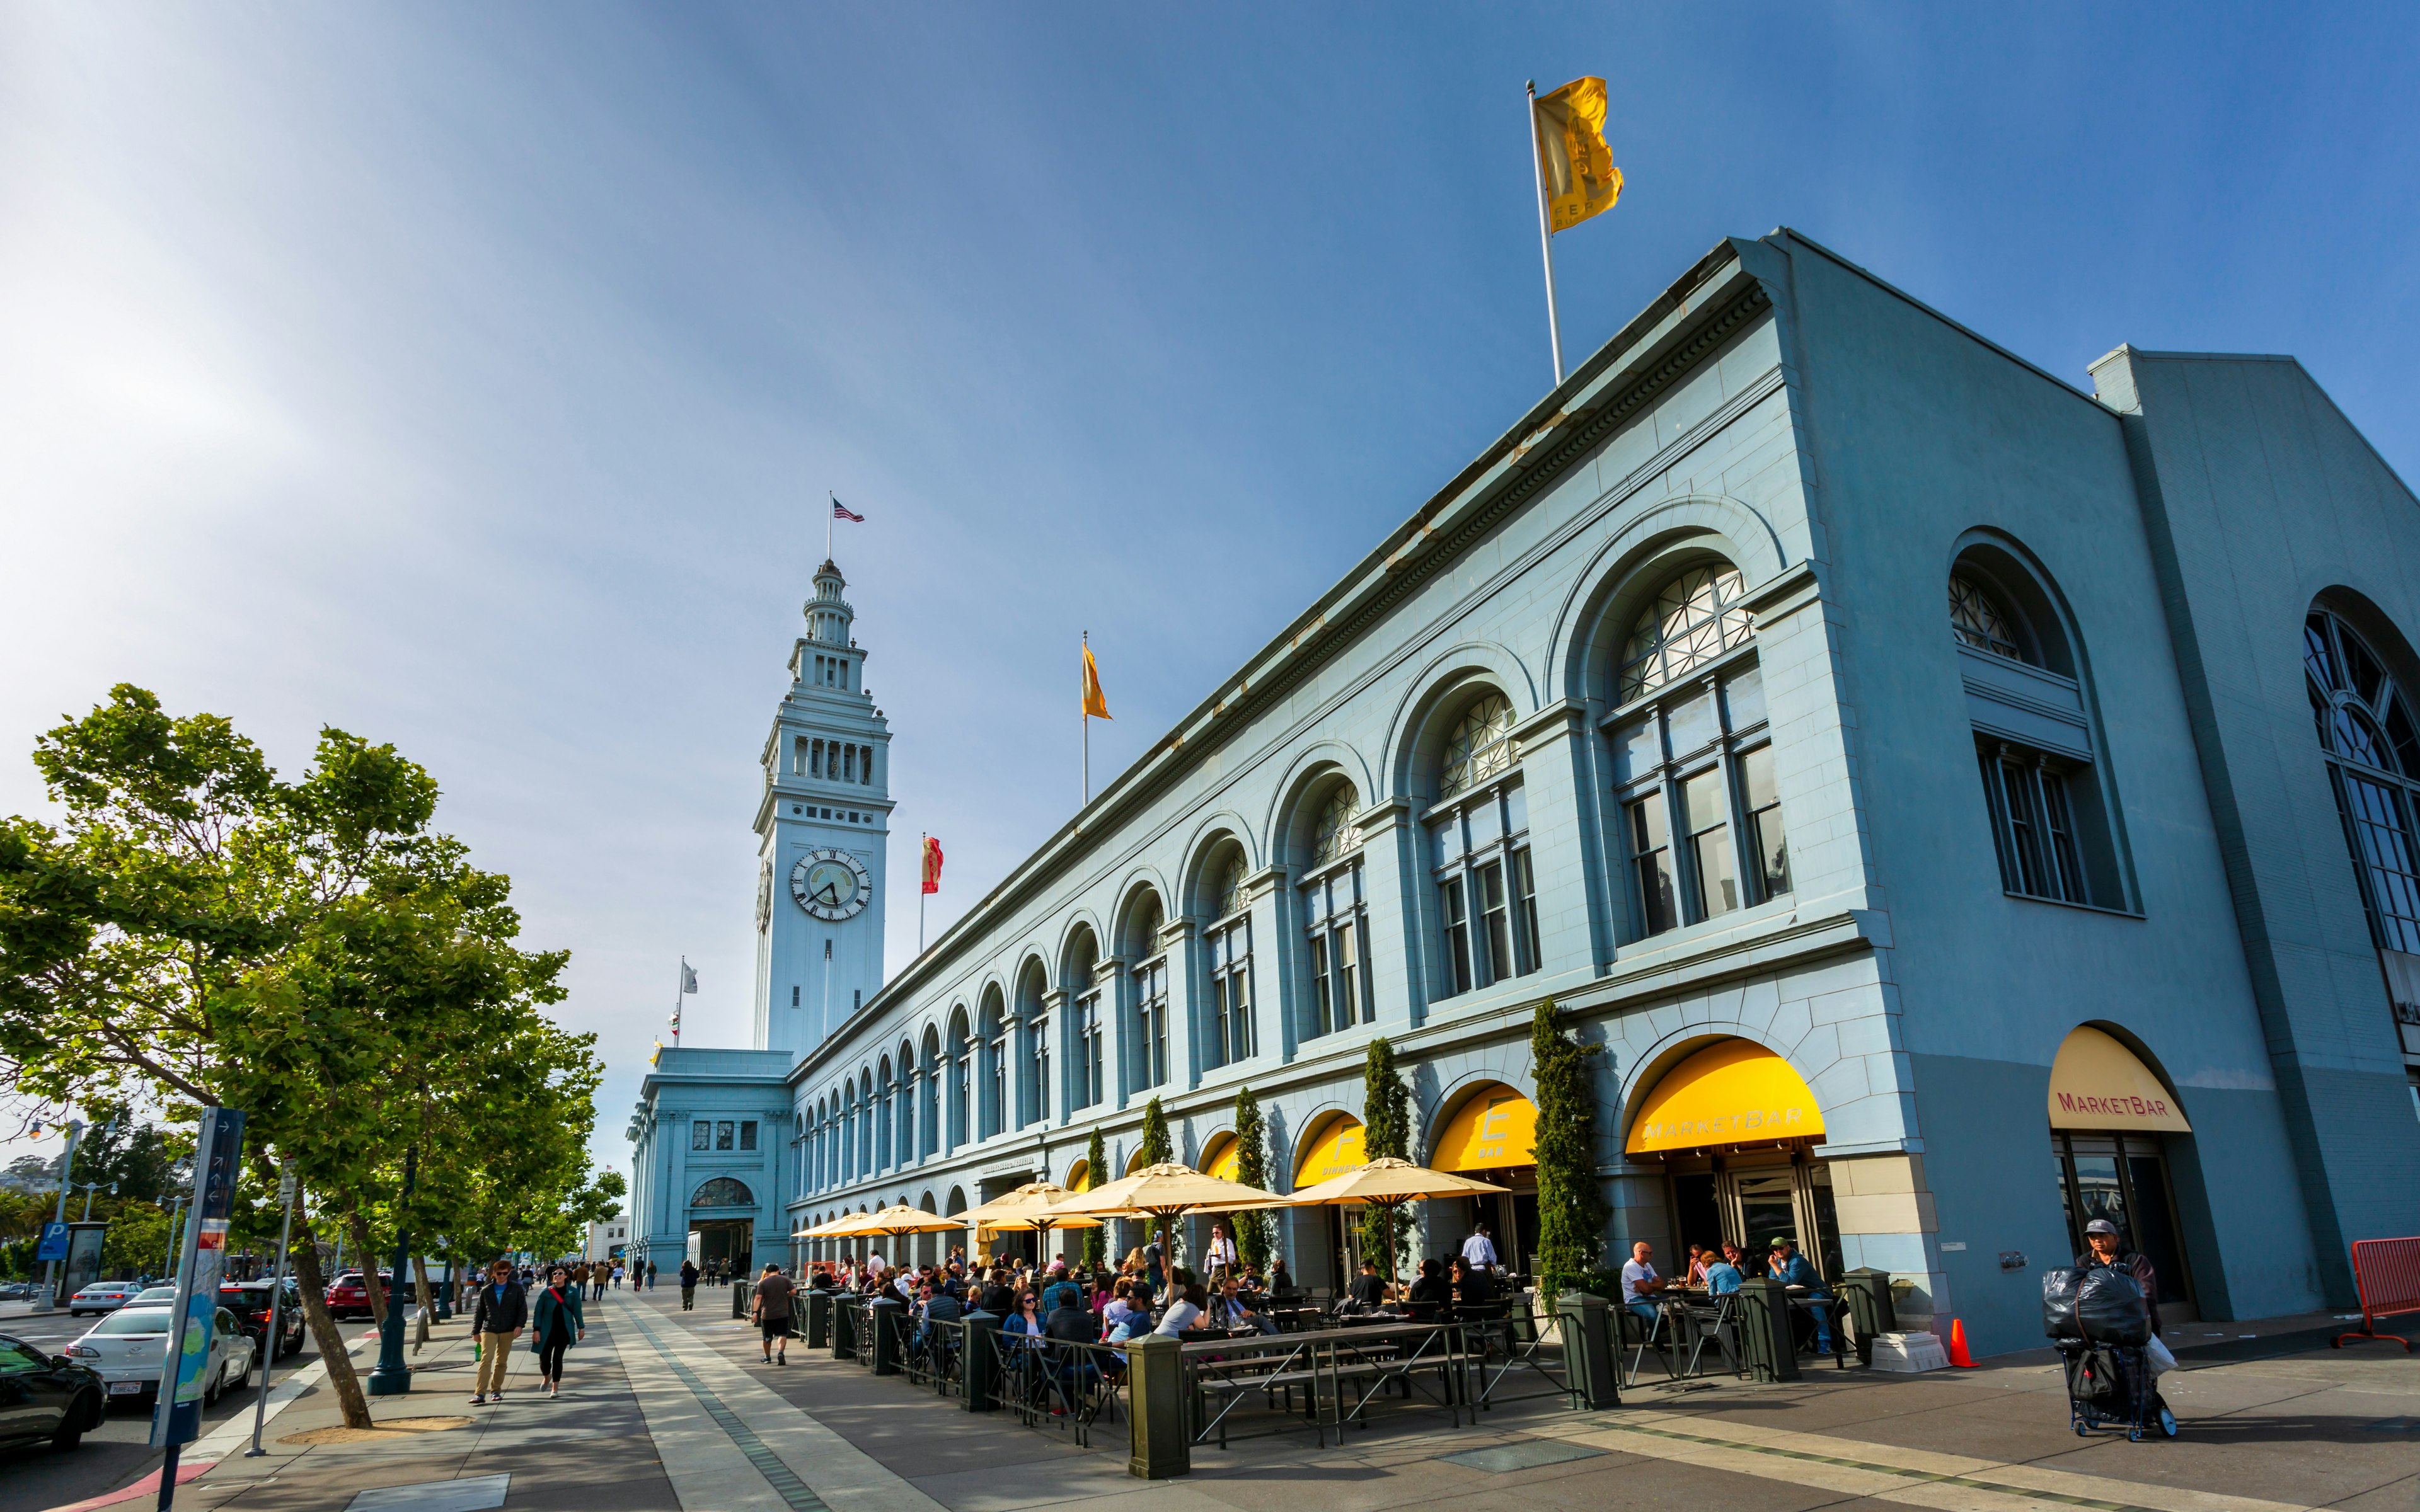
817,883,841,907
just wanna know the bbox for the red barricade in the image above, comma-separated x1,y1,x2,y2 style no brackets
2332,1237,2420,1351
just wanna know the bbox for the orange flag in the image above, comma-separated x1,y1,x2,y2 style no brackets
1081,641,1111,719
921,836,944,895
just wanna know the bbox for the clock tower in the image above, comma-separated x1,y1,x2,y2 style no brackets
752,558,890,1062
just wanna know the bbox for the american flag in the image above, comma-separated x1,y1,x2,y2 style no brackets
830,495,865,522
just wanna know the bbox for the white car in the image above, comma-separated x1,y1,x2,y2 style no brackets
66,1281,142,1317
64,1302,258,1406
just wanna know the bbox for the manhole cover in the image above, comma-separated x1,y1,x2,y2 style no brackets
1439,1440,1606,1474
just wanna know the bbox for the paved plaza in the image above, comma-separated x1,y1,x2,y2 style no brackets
14,1286,2413,1512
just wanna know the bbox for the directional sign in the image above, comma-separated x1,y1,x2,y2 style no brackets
36,1221,69,1262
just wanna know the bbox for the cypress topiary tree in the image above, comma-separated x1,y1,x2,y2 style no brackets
1530,999,1608,1298
1231,1085,1271,1273
1138,1095,1176,1264
1080,1126,1107,1269
1359,1038,1412,1275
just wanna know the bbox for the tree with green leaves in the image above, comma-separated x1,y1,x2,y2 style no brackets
1230,1085,1271,1273
0,686,602,1428
1360,1038,1412,1273
1530,1000,1608,1297
1080,1126,1106,1269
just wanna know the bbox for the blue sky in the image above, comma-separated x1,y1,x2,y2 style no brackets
3,3,2414,1181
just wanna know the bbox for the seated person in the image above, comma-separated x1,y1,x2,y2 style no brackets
978,1270,1017,1316
1618,1242,1667,1336
1405,1257,1454,1322
1449,1255,1497,1310
1040,1267,1085,1314
1347,1259,1386,1310
1703,1244,1745,1296
1155,1282,1206,1337
1767,1239,1833,1354
1044,1291,1095,1345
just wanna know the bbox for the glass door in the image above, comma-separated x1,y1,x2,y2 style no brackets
2053,1132,2193,1309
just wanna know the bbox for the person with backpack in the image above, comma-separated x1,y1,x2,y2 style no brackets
679,1257,701,1311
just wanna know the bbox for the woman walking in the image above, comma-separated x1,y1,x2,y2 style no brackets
531,1264,585,1397
679,1257,700,1311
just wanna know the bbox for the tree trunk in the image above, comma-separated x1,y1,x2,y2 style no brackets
411,1254,434,1354
289,1214,374,1429
348,1211,389,1327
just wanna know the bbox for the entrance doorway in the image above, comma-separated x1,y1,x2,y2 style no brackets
689,1219,753,1278
2051,1131,2193,1309
1660,1157,1841,1280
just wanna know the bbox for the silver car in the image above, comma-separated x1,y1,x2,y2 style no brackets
66,1280,142,1317
64,1302,258,1406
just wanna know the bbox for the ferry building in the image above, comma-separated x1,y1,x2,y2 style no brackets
629,229,2420,1354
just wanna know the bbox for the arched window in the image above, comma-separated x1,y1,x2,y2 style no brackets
1430,689,1541,994
1950,551,2123,909
1439,695,1516,799
1607,561,1783,941
1302,782,1371,1038
875,1057,894,1170
1128,894,1170,1091
894,1045,914,1167
919,1029,942,1160
1205,850,1254,1066
858,1071,875,1174
692,1177,754,1208
1619,564,1754,702
2307,607,2420,954
947,1007,972,1149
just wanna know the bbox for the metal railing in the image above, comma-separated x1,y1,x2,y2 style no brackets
899,1314,967,1400
990,1328,1130,1449
1180,1320,1475,1449
1461,1298,1576,1410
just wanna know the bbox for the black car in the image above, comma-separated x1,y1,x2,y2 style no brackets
217,1278,309,1361
0,1332,105,1452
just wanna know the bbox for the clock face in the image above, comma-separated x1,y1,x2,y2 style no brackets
790,848,871,922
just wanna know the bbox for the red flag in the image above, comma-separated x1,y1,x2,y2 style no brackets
921,836,944,895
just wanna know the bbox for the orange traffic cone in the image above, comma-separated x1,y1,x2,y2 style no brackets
1946,1317,1977,1368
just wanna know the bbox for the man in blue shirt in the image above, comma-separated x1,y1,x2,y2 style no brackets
1767,1239,1832,1354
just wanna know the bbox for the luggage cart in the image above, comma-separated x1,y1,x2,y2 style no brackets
2054,1337,2175,1441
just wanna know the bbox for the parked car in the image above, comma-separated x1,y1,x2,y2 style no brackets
132,1286,180,1304
321,1272,395,1320
216,1278,307,1361
63,1302,258,1407
0,1280,40,1300
0,1332,105,1450
65,1281,142,1317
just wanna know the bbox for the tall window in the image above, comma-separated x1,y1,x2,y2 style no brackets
717,1120,735,1150
858,1077,873,1172
693,1120,711,1150
920,1041,941,1159
984,1008,1007,1138
2307,608,2420,955
950,1023,971,1148
1610,570,1787,941
875,1065,892,1168
1619,564,1754,702
1207,854,1254,1065
740,1120,758,1152
1949,569,2116,908
1431,694,1543,994
1302,784,1372,1037
1022,978,1051,1127
895,1057,914,1166
1075,983,1103,1109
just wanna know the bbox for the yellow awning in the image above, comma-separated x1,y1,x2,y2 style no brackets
1199,1133,1240,1184
1626,1040,1826,1154
2048,1027,2190,1133
1432,1084,1537,1172
1293,1114,1366,1186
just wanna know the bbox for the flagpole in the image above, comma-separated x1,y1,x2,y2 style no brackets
825,497,833,562
918,833,927,953
1081,631,1091,807
1526,80,1565,385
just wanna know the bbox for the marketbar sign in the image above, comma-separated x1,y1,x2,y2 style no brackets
151,1105,246,1451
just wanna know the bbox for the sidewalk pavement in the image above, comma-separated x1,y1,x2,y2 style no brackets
88,1287,2417,1512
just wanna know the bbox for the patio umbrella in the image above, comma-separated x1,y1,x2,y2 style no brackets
1278,1157,1507,1286
948,1183,1101,1268
1048,1162,1286,1275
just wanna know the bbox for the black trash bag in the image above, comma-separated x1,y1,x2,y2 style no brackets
2074,1265,2150,1346
2042,1267,2083,1339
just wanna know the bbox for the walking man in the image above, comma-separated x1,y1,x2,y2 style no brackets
679,1256,700,1311
751,1263,796,1365
470,1259,528,1405
1461,1222,1500,1274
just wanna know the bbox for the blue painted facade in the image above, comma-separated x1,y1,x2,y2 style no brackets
641,230,2420,1354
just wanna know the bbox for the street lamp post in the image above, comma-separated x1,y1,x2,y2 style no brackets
247,1161,298,1457
366,1146,417,1396
39,1120,84,1310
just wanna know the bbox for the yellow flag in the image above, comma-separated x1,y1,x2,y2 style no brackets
1081,641,1111,719
1535,77,1622,233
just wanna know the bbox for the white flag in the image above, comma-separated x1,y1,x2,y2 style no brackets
680,963,698,994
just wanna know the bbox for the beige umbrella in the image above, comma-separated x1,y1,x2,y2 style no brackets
1049,1162,1287,1273
948,1183,1102,1268
1281,1157,1509,1286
